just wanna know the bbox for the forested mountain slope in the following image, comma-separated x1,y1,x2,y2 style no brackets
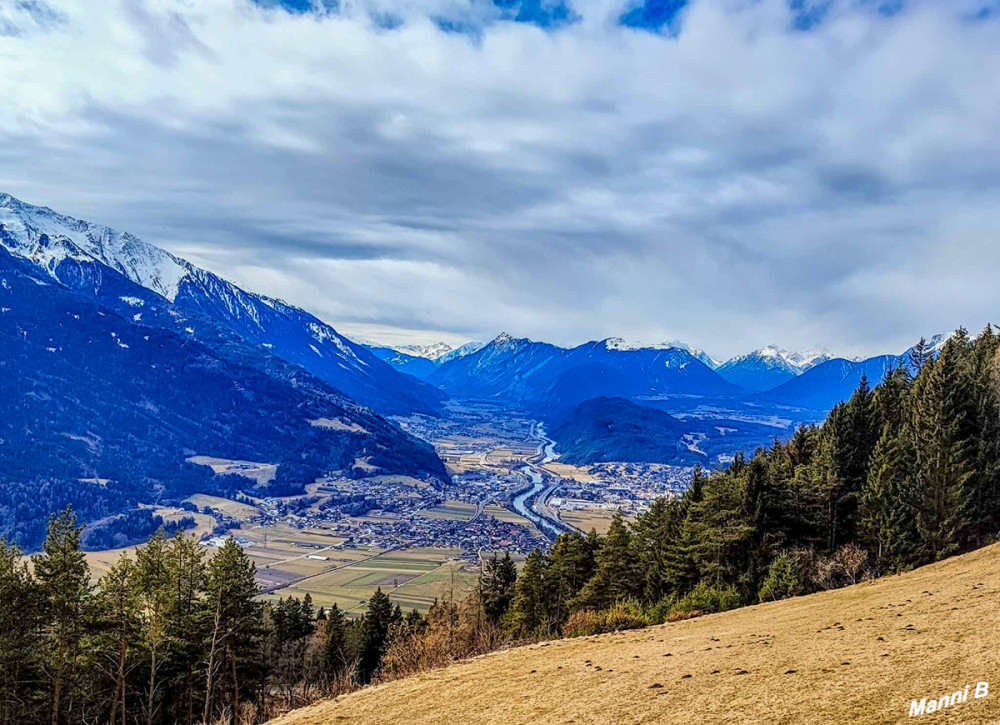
0,249,445,548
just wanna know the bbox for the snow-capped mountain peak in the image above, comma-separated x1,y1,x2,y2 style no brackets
0,193,191,301
722,344,833,374
492,332,522,346
436,340,486,364
783,346,832,371
716,344,802,392
0,194,443,416
582,337,724,369
663,340,721,369
602,337,638,351
394,342,454,360
723,345,799,371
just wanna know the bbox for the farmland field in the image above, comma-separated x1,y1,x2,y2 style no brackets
560,508,618,535
259,546,476,615
185,493,261,521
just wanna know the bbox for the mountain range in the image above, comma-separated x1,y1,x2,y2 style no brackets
365,340,485,379
422,331,946,467
428,334,739,416
0,194,447,548
0,192,960,540
0,193,443,418
424,332,919,411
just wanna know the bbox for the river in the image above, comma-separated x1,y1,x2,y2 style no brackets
511,423,565,539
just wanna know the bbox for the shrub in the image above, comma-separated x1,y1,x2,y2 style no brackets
563,610,602,638
758,553,804,602
600,600,649,633
669,582,740,617
811,544,872,590
563,602,649,637
647,594,679,624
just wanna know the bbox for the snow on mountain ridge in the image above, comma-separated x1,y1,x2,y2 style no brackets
0,193,443,415
394,342,454,360
436,341,486,364
663,340,721,369
784,346,833,371
0,193,190,301
721,344,833,374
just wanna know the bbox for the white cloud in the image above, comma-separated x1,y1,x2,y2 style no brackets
1,0,999,359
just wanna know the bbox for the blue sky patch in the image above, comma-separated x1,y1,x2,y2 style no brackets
620,0,688,32
252,0,338,13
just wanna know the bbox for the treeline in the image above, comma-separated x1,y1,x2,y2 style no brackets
0,508,518,725
501,328,1000,635
83,509,197,551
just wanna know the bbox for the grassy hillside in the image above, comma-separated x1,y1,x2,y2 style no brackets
269,542,1000,724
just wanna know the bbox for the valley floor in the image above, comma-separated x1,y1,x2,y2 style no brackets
268,542,1000,724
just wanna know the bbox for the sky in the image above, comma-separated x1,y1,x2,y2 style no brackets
2,0,999,359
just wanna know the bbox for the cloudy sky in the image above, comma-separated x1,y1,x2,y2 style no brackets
2,0,999,358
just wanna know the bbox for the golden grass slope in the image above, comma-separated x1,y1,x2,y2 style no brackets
268,542,1000,725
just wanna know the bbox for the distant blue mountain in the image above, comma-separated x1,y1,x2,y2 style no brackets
0,193,443,417
429,334,738,415
717,345,800,392
754,355,901,410
366,340,485,379
549,396,797,467
550,397,690,464
368,346,438,379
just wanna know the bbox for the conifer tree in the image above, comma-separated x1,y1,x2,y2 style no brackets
910,342,974,560
544,533,597,628
359,588,395,682
963,327,1000,547
163,533,206,725
203,539,260,722
860,366,918,571
478,552,518,625
506,549,547,638
571,514,637,611
322,603,350,679
95,553,139,725
34,507,91,725
631,497,681,604
134,529,170,725
0,538,43,725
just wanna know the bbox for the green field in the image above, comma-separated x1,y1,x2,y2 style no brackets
259,546,476,615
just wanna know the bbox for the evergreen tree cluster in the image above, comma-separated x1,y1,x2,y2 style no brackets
0,509,449,725
83,510,197,551
503,328,1000,634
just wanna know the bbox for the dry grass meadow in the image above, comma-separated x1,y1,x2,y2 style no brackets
268,542,1000,724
